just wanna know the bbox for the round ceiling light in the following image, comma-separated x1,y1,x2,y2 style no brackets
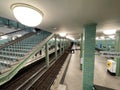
11,3,43,27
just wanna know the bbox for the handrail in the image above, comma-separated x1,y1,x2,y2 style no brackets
0,32,35,50
0,29,25,37
0,33,54,85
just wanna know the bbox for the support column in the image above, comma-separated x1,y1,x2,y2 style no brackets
45,42,49,67
82,24,97,90
63,38,65,52
60,37,62,55
65,39,68,49
61,38,63,53
115,31,120,76
80,33,83,70
64,39,66,49
55,36,58,60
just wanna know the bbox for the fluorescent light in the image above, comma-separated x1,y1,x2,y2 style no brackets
56,38,59,41
17,34,22,37
66,36,75,40
100,36,105,40
96,37,99,40
103,29,116,35
1,35,8,39
109,35,115,39
11,3,43,27
108,35,115,38
59,33,66,37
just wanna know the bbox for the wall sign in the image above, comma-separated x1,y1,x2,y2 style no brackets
100,51,120,57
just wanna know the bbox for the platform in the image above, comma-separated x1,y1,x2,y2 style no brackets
63,49,82,90
57,84,66,90
62,47,120,90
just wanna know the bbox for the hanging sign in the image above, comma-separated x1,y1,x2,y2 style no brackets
100,51,120,57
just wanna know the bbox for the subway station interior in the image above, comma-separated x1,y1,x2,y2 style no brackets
0,0,120,90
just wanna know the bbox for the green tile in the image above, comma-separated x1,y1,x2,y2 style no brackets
82,24,97,90
115,32,120,76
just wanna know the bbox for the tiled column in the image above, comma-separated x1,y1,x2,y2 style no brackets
82,24,97,90
63,38,65,52
61,38,63,53
60,37,62,55
45,42,49,67
55,36,58,60
115,31,120,76
80,33,83,70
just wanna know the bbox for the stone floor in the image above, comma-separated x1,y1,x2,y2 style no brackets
63,48,120,90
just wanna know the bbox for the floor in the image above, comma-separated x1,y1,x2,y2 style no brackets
63,47,120,90
63,48,82,90
94,55,120,90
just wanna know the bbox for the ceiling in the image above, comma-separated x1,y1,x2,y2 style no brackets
0,0,120,39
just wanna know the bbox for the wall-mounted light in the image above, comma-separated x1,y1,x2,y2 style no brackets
103,29,116,35
11,3,43,27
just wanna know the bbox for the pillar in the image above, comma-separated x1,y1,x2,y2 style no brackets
66,39,68,49
115,31,120,76
55,36,58,60
60,37,62,55
82,23,97,90
45,42,49,67
80,33,83,70
63,38,65,52
64,39,66,49
61,38,63,53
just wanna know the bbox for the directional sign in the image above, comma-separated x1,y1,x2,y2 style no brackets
100,51,120,58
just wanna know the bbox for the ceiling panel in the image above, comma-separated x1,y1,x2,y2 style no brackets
0,0,120,39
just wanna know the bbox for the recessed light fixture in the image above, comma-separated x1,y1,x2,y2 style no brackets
96,37,99,40
1,35,8,39
66,35,75,40
11,3,43,27
59,33,66,37
100,36,105,40
108,35,115,39
103,29,116,35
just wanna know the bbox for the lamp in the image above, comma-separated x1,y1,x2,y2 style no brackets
11,3,43,27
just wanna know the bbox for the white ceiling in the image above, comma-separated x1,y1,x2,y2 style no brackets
0,0,120,39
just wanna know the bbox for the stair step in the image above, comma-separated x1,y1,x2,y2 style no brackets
0,61,11,67
0,55,19,61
